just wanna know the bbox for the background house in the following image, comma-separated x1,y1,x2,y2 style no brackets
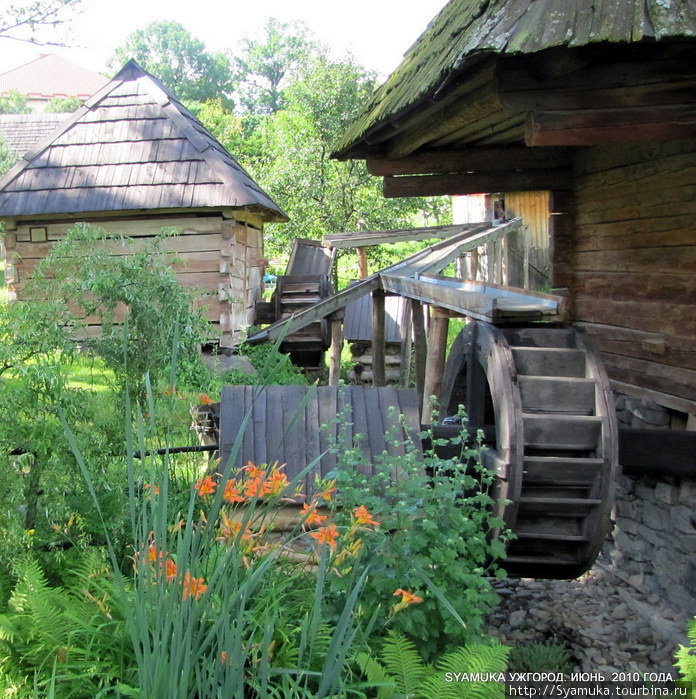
0,59,286,347
333,0,696,612
0,53,109,112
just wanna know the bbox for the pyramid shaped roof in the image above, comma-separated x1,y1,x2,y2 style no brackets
0,60,287,221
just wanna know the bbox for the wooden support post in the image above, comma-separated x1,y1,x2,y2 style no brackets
398,301,413,386
372,290,386,387
523,225,531,290
411,300,427,407
465,322,487,428
328,312,344,387
421,309,449,424
357,247,369,279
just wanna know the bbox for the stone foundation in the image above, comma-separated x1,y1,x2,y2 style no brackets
603,393,696,616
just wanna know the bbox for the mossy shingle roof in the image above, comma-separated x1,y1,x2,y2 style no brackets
334,0,696,157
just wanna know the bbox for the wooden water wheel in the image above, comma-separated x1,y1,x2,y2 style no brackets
440,321,618,579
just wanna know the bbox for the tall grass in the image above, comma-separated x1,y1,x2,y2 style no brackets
58,339,373,698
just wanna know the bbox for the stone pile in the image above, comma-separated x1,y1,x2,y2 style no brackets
486,560,690,677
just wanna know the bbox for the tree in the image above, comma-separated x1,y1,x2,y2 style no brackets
0,90,30,114
109,21,234,107
0,0,81,45
248,55,451,269
233,18,317,115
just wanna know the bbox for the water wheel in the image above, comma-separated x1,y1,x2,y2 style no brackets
440,321,618,579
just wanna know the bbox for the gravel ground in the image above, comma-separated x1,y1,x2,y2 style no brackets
486,557,691,678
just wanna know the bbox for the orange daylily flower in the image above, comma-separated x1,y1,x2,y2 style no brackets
164,557,178,583
261,469,290,497
198,393,215,405
223,479,245,504
243,462,266,479
194,475,217,497
301,502,327,526
244,476,264,498
182,572,208,600
309,523,339,549
353,505,380,527
393,588,424,607
316,479,337,502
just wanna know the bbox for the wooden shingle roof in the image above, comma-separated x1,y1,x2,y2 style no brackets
0,60,287,221
0,113,70,156
334,0,696,158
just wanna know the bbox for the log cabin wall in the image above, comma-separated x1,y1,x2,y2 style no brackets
3,212,266,347
569,138,696,418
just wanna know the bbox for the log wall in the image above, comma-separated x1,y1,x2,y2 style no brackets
570,138,696,414
3,212,266,347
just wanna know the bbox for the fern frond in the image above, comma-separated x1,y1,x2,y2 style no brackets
413,643,509,699
380,632,427,694
435,643,509,676
355,650,397,699
674,617,696,696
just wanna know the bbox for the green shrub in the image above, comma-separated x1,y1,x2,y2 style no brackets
327,411,511,660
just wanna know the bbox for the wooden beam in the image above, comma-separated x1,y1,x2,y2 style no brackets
381,274,562,323
411,300,427,410
328,315,343,387
372,291,386,387
357,246,369,278
323,223,481,249
619,427,696,478
383,169,572,198
367,146,571,176
526,106,696,146
422,312,449,423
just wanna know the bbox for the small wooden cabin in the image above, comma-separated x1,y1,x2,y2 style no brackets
332,0,696,423
0,60,286,347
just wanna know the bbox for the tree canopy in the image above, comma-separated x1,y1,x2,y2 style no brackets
109,21,234,107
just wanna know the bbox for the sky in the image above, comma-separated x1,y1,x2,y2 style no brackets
0,0,447,81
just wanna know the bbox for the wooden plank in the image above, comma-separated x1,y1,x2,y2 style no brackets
518,376,596,414
366,146,571,176
323,222,485,248
381,274,560,322
526,106,696,146
348,386,372,477
523,414,602,451
372,291,386,387
317,386,338,477
365,387,388,465
252,386,267,468
304,388,321,492
512,347,587,377
383,168,572,197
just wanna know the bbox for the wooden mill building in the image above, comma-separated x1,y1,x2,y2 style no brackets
0,59,286,347
333,0,696,425
331,0,696,612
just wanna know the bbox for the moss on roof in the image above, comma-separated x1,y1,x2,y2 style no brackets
334,0,696,156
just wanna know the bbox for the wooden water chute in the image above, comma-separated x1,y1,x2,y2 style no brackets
439,321,618,580
265,239,336,370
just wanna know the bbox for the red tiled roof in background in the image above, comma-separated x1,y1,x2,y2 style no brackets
0,53,109,99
